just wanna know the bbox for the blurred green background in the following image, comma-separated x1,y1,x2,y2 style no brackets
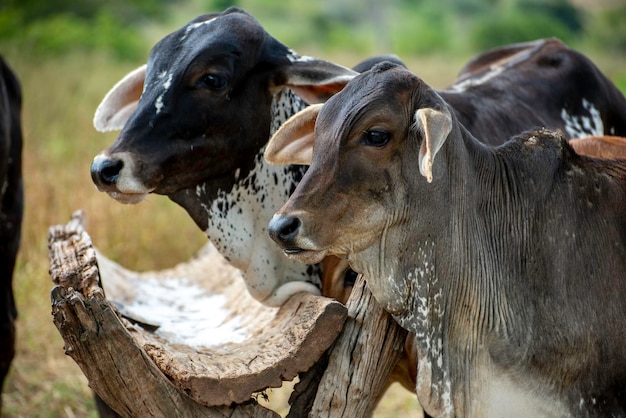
3,0,626,59
0,0,625,417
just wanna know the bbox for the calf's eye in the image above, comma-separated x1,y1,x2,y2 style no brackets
198,73,228,91
361,129,391,147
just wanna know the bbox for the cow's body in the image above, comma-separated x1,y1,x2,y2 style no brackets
267,62,626,417
441,38,626,142
0,55,23,406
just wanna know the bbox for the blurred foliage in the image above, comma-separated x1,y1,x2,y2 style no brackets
224,0,614,57
3,0,177,23
469,11,576,50
585,5,626,53
1,0,626,63
0,10,145,60
0,0,182,60
467,0,582,50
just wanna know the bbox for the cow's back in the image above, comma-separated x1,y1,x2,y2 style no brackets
442,39,626,144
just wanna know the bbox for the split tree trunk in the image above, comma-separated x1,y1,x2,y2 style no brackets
47,212,411,417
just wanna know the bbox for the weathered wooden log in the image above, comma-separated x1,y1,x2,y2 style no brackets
51,285,277,417
48,212,348,416
308,275,410,417
48,211,415,417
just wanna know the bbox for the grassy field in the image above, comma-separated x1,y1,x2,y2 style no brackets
0,40,625,417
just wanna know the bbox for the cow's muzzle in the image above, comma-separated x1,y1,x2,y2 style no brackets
91,155,124,189
90,153,152,204
268,214,327,264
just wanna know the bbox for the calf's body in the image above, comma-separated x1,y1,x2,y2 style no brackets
268,63,626,417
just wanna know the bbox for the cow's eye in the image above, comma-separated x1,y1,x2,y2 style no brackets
361,129,391,147
198,73,228,91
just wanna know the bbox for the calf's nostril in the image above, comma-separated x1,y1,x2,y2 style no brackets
280,217,300,239
91,158,124,187
268,215,302,244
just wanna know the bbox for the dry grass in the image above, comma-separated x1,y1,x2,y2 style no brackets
0,41,624,418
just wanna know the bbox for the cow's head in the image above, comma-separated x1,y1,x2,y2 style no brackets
90,7,356,205
266,62,452,279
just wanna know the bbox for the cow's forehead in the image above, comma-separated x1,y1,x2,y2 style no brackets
146,10,267,77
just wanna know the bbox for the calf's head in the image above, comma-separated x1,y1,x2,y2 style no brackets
266,62,453,278
90,7,356,206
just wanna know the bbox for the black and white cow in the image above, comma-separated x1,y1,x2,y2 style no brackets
0,54,23,406
91,8,360,306
266,62,626,417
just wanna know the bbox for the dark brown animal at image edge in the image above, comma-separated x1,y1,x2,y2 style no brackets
0,54,23,413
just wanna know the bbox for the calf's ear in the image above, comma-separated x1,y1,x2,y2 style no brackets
414,107,452,183
264,104,322,165
275,59,357,104
94,65,146,132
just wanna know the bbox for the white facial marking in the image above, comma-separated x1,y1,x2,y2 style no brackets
162,72,173,90
154,71,172,115
561,98,604,138
180,17,218,41
155,95,164,114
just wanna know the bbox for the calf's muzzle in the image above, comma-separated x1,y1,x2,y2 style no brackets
268,214,303,253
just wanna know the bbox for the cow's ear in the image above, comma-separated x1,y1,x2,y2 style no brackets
414,107,452,183
94,65,146,132
264,104,322,165
275,59,357,105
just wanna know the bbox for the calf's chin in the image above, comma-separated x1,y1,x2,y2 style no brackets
285,248,329,266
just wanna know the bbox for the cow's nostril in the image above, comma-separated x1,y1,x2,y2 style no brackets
268,215,302,245
91,158,124,187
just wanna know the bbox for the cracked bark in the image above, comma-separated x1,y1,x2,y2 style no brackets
47,212,350,417
308,275,410,417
